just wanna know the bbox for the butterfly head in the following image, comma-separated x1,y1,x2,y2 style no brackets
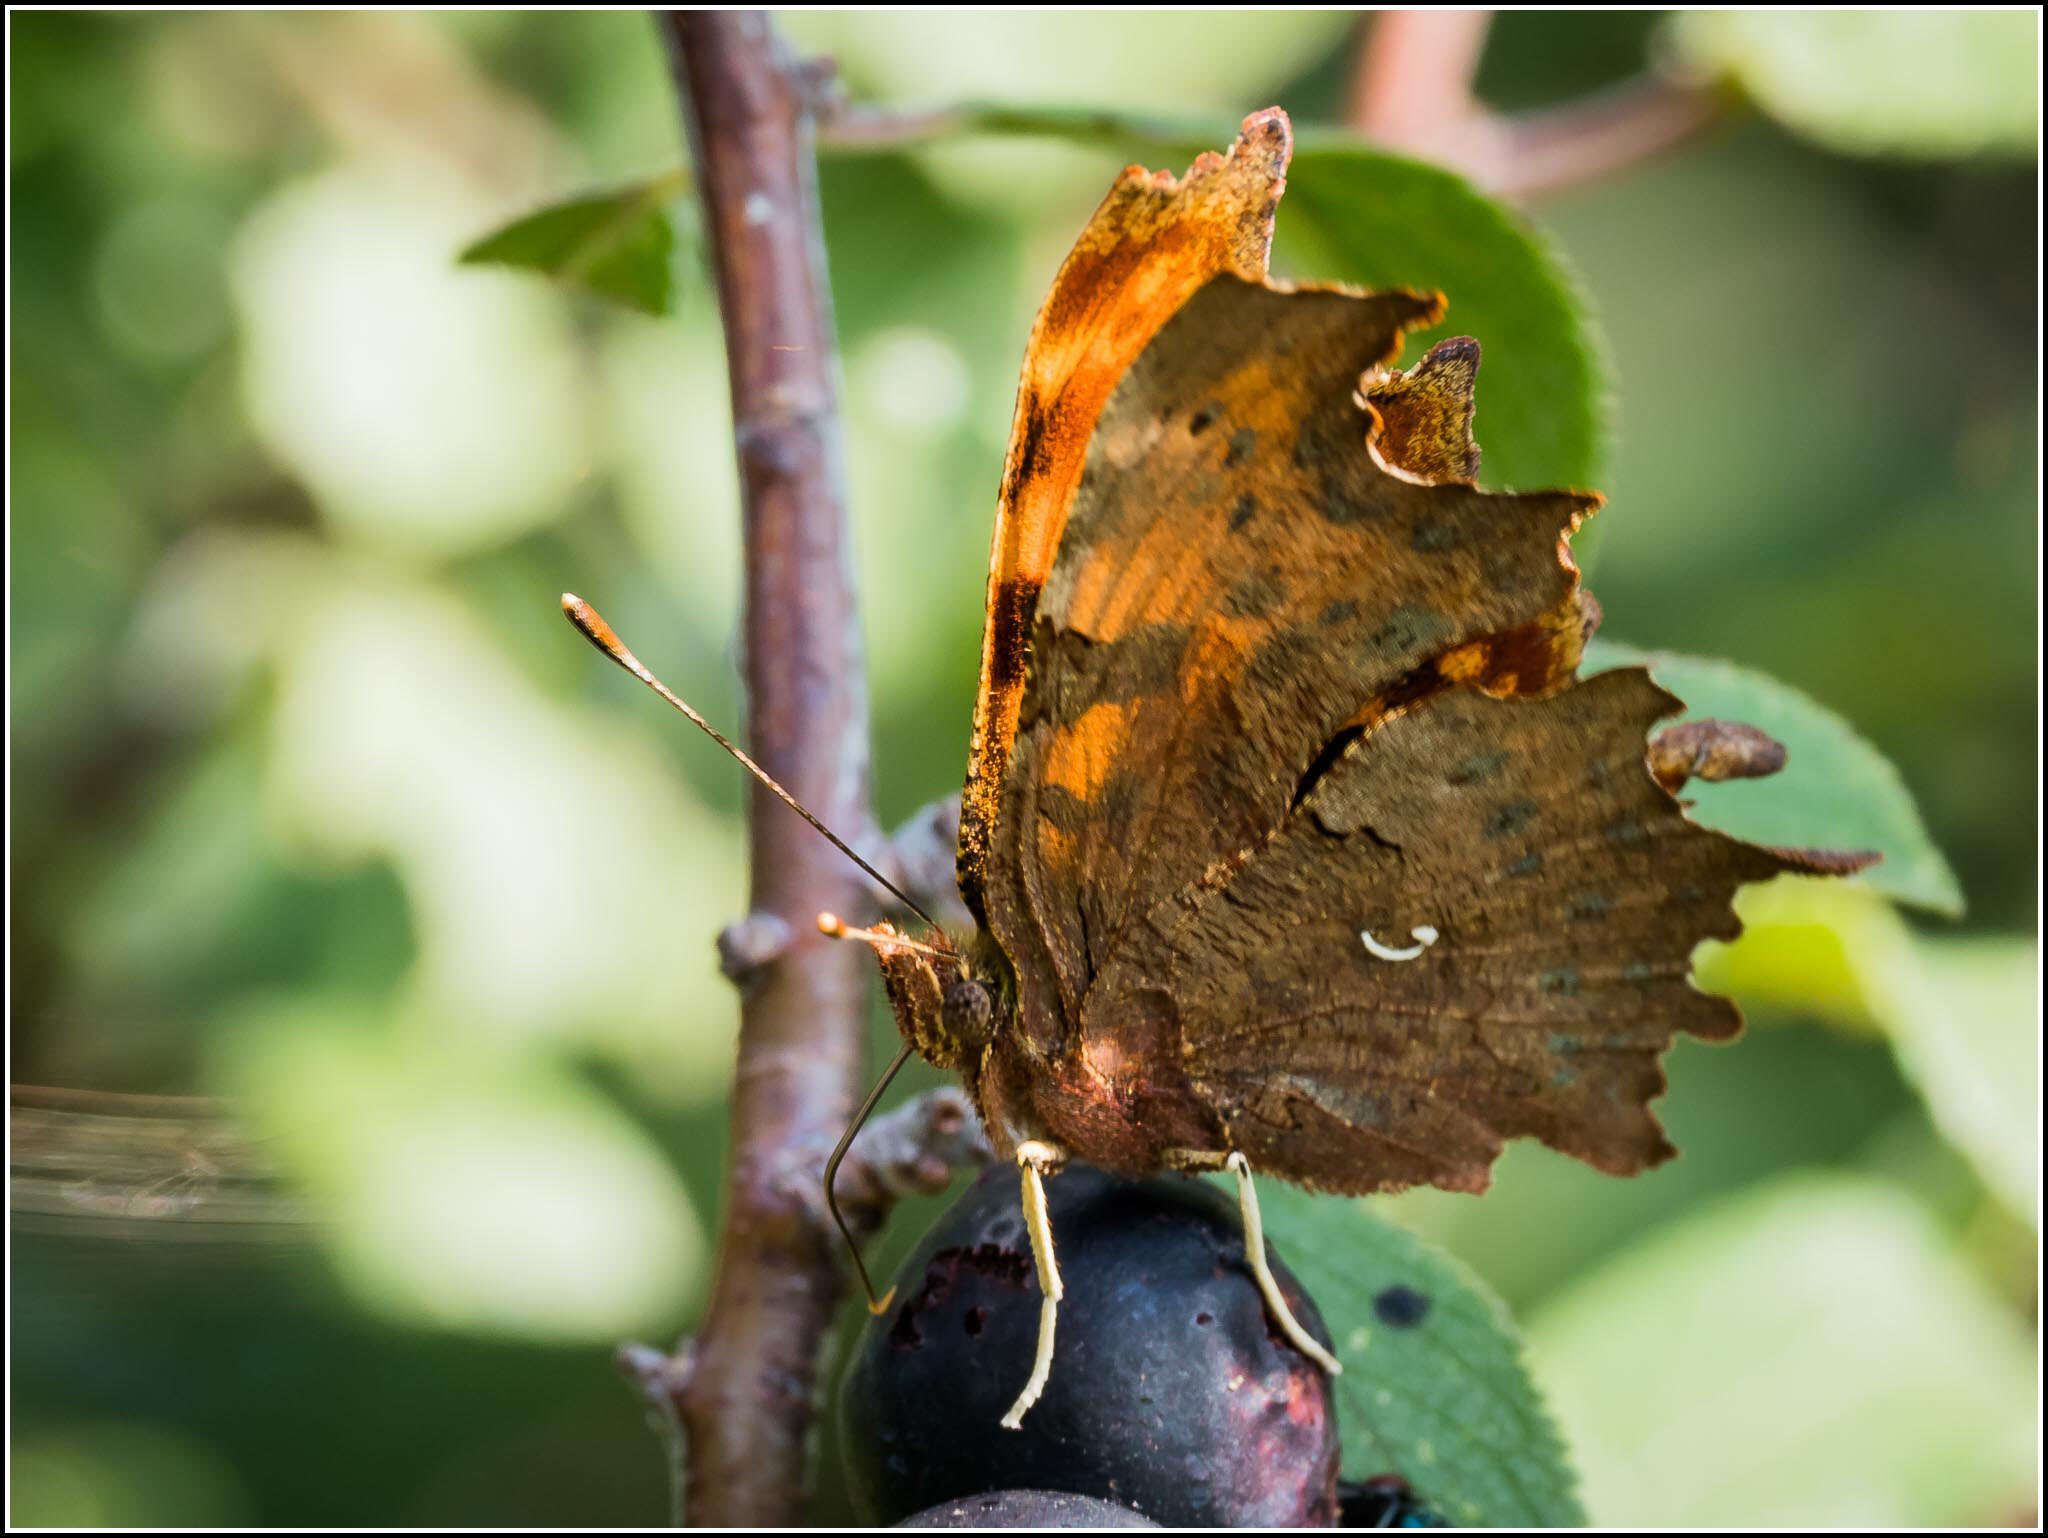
817,914,1000,1075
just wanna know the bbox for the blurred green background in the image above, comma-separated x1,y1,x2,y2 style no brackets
8,10,2037,1528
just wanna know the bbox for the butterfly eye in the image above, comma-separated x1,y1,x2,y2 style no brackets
941,979,995,1049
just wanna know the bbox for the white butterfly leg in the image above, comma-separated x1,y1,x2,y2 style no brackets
1227,1151,1343,1377
1000,1139,1067,1429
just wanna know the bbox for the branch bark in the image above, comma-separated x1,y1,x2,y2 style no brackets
1345,9,1722,201
656,10,874,1525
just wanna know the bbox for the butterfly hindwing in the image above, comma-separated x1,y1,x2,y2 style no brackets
1104,669,1797,1195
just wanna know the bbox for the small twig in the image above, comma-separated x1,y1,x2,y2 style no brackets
1484,74,1724,200
615,1342,694,1528
874,794,972,935
829,1086,992,1221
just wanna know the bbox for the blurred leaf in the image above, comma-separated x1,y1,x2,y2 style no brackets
225,1006,705,1342
1692,876,1901,1032
1255,1183,1586,1527
1673,11,2039,161
1277,142,1609,504
11,1422,254,1527
1526,1174,2038,1525
1584,639,1963,915
1700,873,2038,1209
1898,937,2039,1227
1695,878,2038,1227
459,173,686,316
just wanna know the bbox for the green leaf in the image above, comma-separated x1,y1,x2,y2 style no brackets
1672,11,2039,161
1275,139,1611,567
1583,639,1963,915
1253,1182,1586,1526
1898,936,2039,1226
460,174,687,316
1526,1174,2038,1525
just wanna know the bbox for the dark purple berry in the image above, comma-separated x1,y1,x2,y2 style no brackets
896,1489,1158,1527
840,1161,1340,1527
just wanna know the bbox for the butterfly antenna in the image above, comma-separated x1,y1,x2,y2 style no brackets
561,594,950,939
816,912,949,958
824,1039,917,1314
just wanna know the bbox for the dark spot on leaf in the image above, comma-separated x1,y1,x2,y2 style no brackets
1320,599,1360,626
1606,819,1649,847
1188,405,1218,436
1508,852,1544,877
1539,966,1581,996
1224,427,1257,467
1568,891,1613,921
1373,1285,1431,1328
1230,493,1258,531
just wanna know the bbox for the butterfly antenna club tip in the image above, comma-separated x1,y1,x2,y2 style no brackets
559,595,954,941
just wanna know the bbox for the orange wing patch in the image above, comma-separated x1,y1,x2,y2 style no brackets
957,109,1294,924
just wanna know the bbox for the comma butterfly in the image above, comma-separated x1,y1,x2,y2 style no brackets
568,107,1872,1428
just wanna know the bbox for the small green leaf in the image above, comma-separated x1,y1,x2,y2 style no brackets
1673,11,2039,160
460,174,688,316
1584,639,1963,915
1254,1182,1586,1526
1526,1174,2039,1525
1275,139,1611,566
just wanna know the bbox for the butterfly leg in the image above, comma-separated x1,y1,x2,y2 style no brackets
1225,1151,1343,1377
1000,1138,1066,1430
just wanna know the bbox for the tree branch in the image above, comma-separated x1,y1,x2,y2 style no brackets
1345,9,1722,200
1345,9,1494,158
1483,74,1723,201
655,10,875,1525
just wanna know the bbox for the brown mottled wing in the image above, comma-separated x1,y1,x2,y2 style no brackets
1117,670,1798,1195
958,110,1293,924
979,274,1598,1052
